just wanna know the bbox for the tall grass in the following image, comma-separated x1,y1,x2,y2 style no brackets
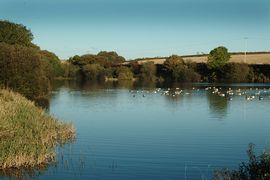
0,89,75,169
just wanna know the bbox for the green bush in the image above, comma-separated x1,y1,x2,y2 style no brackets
215,144,270,180
82,64,105,80
69,51,125,68
239,67,270,83
223,63,250,82
116,66,133,80
140,62,157,81
163,55,200,82
0,20,34,47
61,62,81,78
207,46,230,70
0,43,50,98
40,50,64,78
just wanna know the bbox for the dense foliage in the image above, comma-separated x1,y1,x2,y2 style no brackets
116,66,133,80
69,51,125,67
0,20,35,47
68,51,132,81
223,63,250,82
0,21,65,99
0,43,49,98
82,64,105,80
139,62,156,81
207,46,231,70
215,144,270,179
1,20,270,98
163,55,201,82
67,50,270,84
40,50,64,79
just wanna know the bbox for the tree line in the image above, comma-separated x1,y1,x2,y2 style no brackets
68,46,270,84
0,20,65,99
1,20,270,99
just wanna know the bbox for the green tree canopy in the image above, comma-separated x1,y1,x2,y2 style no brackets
140,62,156,81
0,20,35,47
207,46,230,70
97,51,125,62
116,66,133,80
82,64,105,80
164,55,184,80
223,63,250,82
164,55,200,82
69,51,126,68
164,55,184,71
40,50,64,78
0,43,50,98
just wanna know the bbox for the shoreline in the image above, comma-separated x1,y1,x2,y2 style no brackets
0,89,76,169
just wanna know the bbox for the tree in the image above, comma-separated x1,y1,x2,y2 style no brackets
0,20,35,47
0,43,50,98
82,64,105,80
207,46,230,70
40,50,64,78
164,55,184,80
116,66,133,80
164,55,184,71
163,55,200,82
214,144,270,179
68,51,127,80
61,62,80,78
223,63,250,82
140,62,156,81
96,51,125,68
130,61,140,75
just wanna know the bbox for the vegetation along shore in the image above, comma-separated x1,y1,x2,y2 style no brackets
1,20,270,101
0,89,75,169
0,19,270,176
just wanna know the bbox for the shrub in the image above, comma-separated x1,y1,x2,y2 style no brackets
163,55,200,82
140,62,157,81
40,50,64,78
82,64,105,80
61,62,81,79
214,144,270,179
0,20,34,47
207,46,230,70
0,43,50,98
116,66,133,80
223,63,250,82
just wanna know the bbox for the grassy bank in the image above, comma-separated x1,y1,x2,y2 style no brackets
0,89,75,169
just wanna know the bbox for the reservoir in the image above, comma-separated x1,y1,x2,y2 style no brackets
7,81,270,179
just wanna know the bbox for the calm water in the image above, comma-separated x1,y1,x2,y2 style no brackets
4,81,270,179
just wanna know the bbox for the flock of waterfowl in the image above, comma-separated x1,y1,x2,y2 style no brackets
130,86,270,101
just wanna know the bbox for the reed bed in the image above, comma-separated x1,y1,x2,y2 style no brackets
0,89,75,169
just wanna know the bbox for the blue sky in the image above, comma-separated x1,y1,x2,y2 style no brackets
1,0,270,59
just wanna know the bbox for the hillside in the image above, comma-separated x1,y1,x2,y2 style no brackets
127,52,270,65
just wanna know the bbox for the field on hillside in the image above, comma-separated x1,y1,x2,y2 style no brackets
131,53,270,65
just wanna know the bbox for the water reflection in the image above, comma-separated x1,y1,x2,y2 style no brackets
206,91,229,119
47,81,270,179
0,166,49,180
34,97,50,110
51,80,270,107
0,145,87,180
5,80,269,180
